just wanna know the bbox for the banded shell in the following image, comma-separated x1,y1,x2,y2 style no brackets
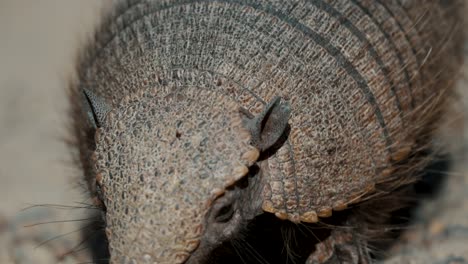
72,0,463,251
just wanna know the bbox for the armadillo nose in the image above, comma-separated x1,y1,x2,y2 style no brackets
112,253,188,264
107,232,199,264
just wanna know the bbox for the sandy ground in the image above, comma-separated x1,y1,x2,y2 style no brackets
0,2,103,263
0,1,467,264
0,0,103,218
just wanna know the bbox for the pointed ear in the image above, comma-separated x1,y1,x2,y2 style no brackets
242,97,291,152
82,88,110,128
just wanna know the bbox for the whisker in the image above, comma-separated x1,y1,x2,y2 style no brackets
34,222,97,249
61,226,106,260
24,217,98,227
231,240,249,264
75,258,110,264
20,203,101,212
244,239,270,264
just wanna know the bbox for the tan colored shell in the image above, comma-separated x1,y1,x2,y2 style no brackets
93,87,258,263
74,0,463,255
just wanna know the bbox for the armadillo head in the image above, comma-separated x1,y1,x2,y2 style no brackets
86,86,290,263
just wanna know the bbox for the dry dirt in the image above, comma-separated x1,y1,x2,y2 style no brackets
0,1,467,264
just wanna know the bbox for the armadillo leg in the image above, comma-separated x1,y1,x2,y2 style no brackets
305,229,370,264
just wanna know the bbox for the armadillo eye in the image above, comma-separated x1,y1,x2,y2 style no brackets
215,203,234,223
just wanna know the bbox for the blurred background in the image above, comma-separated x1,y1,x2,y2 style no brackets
0,1,104,262
0,0,102,219
0,1,467,263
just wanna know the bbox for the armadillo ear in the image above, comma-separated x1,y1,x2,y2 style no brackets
243,97,291,152
82,88,110,128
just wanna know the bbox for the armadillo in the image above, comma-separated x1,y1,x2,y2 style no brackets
69,0,465,263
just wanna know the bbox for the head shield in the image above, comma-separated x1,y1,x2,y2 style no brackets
93,87,259,263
